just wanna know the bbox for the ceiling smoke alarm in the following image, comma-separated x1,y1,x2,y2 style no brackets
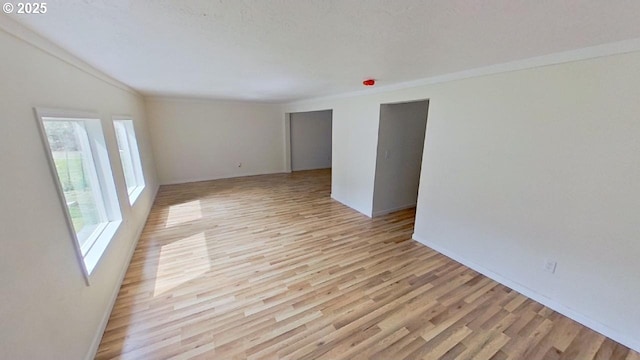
363,79,376,86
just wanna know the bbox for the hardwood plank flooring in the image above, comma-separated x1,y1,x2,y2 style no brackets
97,169,638,359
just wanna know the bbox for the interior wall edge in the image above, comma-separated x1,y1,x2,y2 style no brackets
283,112,292,173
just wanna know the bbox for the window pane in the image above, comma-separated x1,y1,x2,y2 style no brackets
114,121,137,194
113,119,144,203
43,120,108,251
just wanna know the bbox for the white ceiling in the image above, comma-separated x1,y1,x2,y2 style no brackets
9,1,640,102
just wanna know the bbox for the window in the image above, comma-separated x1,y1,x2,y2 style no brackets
36,109,122,280
113,118,145,203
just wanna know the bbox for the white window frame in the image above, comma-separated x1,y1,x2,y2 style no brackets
112,116,145,204
35,108,122,284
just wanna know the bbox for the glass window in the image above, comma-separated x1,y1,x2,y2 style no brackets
43,119,109,253
37,109,122,280
113,119,145,203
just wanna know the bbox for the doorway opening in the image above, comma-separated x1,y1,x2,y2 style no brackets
289,110,333,171
372,100,429,218
287,109,333,194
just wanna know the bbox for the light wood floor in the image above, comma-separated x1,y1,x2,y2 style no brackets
97,169,639,360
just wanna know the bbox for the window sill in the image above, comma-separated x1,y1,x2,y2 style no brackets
128,185,145,205
83,220,122,278
79,222,109,256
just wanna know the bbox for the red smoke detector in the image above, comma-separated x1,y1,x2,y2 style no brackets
363,79,376,87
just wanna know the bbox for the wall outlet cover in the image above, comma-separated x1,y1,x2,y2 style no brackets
543,260,557,274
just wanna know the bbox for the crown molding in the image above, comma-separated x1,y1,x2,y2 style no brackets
0,13,138,96
287,37,640,107
143,94,280,105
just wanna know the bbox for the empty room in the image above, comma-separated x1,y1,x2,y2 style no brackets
1,1,640,359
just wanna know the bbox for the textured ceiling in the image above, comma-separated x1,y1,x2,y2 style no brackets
9,1,640,101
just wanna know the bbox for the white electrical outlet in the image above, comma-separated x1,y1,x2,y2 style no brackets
543,259,557,274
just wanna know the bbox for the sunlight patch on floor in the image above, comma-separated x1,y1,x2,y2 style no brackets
154,232,210,296
165,200,202,228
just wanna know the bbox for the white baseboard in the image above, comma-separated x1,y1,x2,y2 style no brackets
291,166,332,172
372,203,416,217
330,194,372,218
161,170,287,185
411,233,640,353
84,184,160,360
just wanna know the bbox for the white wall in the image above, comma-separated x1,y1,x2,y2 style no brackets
284,50,640,351
372,101,428,216
0,17,158,360
284,99,380,216
290,110,332,171
146,97,286,184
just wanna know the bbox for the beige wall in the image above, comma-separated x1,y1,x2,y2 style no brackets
284,51,640,351
146,97,286,184
0,22,158,359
